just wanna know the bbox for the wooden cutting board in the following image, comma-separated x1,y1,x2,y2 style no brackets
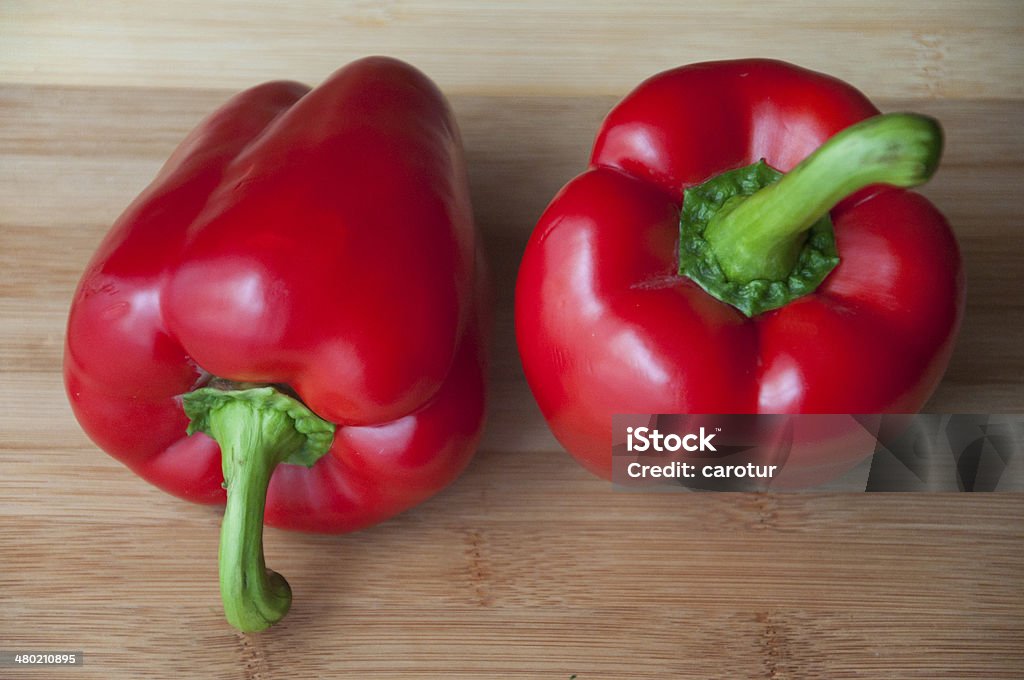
2,3,1023,678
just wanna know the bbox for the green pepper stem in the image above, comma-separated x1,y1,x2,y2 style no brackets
182,386,335,632
703,113,943,283
210,400,298,632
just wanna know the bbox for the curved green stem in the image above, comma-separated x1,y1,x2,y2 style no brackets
704,113,943,284
182,386,334,632
212,400,296,631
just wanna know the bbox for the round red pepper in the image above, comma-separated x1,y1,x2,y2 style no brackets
64,57,486,630
516,59,964,480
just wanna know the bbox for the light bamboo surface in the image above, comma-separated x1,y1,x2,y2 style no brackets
2,1,1022,99
2,3,1023,678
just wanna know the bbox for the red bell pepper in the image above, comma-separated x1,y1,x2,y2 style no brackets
64,57,486,631
516,59,963,480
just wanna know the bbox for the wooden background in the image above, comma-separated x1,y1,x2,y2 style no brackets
2,2,1022,678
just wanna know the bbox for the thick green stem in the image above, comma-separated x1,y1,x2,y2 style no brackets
212,401,296,631
704,113,943,284
182,386,335,632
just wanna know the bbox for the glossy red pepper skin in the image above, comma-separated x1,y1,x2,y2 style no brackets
516,59,964,479
65,57,486,531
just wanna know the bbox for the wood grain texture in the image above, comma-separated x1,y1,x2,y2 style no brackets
2,10,1023,677
1,1,1022,98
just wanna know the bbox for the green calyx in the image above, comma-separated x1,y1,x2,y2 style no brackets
678,113,943,317
184,386,335,467
182,385,335,632
679,160,840,317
